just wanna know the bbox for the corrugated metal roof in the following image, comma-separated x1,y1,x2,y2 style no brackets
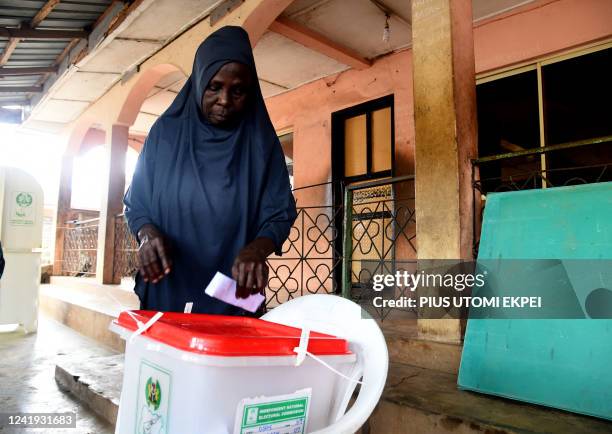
0,0,114,110
0,1,111,27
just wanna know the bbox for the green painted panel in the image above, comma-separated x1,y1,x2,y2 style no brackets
458,182,612,420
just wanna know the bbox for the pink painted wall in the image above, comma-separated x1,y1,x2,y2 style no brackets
474,0,612,73
266,49,414,205
264,0,612,198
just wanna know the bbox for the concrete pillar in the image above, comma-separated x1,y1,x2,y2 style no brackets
412,0,478,342
96,124,128,284
53,154,74,276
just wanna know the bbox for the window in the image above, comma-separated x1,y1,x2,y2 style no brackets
477,69,541,191
476,45,612,192
332,95,394,183
542,48,612,186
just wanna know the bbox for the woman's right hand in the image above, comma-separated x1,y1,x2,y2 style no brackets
137,224,172,283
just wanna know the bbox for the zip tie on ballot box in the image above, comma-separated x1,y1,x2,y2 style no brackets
293,327,363,385
106,293,146,329
129,311,164,343
105,292,163,343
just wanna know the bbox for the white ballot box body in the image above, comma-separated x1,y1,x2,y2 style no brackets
111,311,359,434
0,167,44,333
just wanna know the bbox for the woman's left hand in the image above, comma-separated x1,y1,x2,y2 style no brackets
232,237,275,298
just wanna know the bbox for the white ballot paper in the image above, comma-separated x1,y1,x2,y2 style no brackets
234,389,312,434
204,272,265,313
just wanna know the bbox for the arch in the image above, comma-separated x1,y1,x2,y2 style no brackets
116,63,184,127
65,115,101,156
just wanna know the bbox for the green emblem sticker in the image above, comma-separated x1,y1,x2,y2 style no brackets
16,192,33,208
10,191,35,226
136,360,171,434
145,377,162,411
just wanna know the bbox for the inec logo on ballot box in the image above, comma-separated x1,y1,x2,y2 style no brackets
136,361,170,434
10,191,35,226
15,192,33,210
145,377,162,411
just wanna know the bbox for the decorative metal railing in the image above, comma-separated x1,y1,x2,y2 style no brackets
110,177,418,314
266,202,342,307
113,214,139,282
59,218,99,276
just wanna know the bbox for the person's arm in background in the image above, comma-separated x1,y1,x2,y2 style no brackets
124,128,172,284
0,241,5,279
233,144,297,298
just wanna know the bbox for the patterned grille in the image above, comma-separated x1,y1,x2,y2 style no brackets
60,219,99,276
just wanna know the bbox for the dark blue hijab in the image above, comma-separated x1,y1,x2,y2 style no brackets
124,26,297,314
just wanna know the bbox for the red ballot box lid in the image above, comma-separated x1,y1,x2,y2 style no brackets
116,310,352,357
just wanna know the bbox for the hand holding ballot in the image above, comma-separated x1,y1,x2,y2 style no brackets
231,237,275,298
205,272,265,313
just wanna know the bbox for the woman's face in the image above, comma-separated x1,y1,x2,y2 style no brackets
202,62,253,128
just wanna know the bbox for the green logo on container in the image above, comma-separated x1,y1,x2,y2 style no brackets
145,377,161,410
16,192,33,208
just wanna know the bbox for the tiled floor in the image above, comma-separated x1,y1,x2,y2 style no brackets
0,315,116,433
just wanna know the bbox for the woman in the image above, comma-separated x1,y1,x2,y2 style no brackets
124,26,297,315
0,241,5,279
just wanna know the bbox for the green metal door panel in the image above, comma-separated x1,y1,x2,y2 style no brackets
458,182,612,420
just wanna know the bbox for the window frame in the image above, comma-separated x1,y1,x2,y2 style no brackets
475,39,612,188
331,94,395,184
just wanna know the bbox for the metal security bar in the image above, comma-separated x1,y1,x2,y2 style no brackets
472,136,612,256
474,162,611,193
472,135,612,194
59,218,99,276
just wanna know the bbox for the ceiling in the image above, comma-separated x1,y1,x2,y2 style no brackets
0,0,113,113
7,0,223,132
253,0,535,97
0,0,535,136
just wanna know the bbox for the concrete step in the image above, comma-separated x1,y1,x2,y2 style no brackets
49,275,136,293
384,329,462,375
365,363,612,434
55,354,123,427
55,355,612,434
40,279,139,352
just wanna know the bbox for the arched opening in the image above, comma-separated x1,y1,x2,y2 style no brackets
71,142,105,212
110,64,188,283
115,63,188,187
127,68,186,145
54,124,105,277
